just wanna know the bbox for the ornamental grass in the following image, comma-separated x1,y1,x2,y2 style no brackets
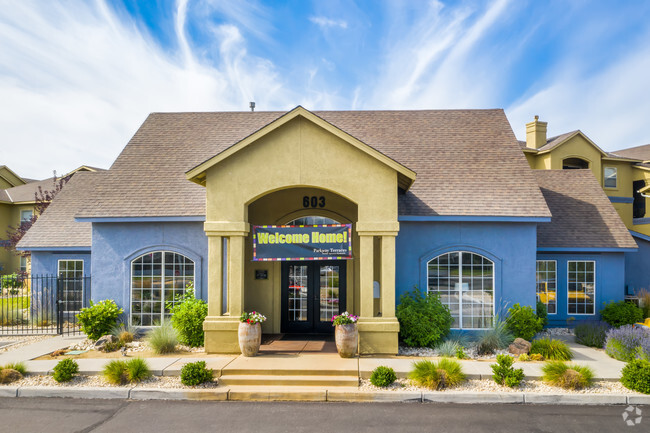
409,358,465,390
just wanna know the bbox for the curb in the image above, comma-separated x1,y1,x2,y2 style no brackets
1,386,647,404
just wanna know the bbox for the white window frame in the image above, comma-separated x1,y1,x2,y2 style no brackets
20,256,27,273
604,167,617,189
57,259,85,312
20,209,33,222
566,260,596,316
536,260,557,315
129,251,195,327
426,251,495,330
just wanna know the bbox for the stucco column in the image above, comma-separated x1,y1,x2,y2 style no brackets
207,235,223,317
359,234,374,318
380,234,396,318
227,235,246,316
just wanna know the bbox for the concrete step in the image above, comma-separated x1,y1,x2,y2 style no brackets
218,374,360,387
222,368,358,377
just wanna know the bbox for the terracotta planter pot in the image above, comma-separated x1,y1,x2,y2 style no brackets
335,323,358,358
238,322,262,357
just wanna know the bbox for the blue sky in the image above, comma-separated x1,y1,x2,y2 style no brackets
2,0,650,179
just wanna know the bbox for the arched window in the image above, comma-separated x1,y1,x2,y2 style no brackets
286,216,340,225
562,158,589,170
131,251,195,326
427,251,494,329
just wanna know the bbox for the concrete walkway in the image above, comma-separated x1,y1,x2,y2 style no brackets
0,335,84,365
0,335,627,381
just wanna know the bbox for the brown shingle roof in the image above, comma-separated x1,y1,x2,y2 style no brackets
17,172,98,249
611,144,650,161
2,177,57,203
76,109,550,219
534,170,636,249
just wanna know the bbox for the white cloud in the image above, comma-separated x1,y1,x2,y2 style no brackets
363,0,511,109
0,0,293,179
507,42,650,149
309,16,348,30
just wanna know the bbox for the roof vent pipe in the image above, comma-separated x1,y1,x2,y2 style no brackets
249,102,255,112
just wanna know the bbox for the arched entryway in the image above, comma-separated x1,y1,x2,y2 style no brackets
186,107,416,355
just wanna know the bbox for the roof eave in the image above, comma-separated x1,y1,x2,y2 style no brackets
185,106,417,191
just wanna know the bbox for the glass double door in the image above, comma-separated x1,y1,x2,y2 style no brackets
281,261,346,333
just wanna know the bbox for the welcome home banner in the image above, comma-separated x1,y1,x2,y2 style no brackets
253,224,352,261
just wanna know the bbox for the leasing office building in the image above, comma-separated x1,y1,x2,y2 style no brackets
18,107,638,354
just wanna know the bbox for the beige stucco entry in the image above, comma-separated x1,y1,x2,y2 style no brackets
186,107,416,355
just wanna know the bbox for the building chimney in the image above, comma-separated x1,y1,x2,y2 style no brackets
249,101,256,112
526,115,547,149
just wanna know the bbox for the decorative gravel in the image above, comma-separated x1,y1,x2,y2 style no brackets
398,345,510,360
360,378,639,395
68,338,205,354
2,374,219,389
0,335,55,353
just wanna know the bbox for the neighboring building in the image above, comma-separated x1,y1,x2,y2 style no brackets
520,117,650,296
17,107,638,354
0,165,104,275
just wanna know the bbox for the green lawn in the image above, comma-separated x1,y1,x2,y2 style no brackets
0,296,30,310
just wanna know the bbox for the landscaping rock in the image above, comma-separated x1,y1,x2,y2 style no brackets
0,368,23,384
509,338,531,355
94,335,116,351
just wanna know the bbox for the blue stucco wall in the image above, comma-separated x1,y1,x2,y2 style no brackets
395,221,538,328
31,251,91,277
536,252,626,327
625,235,650,295
91,222,208,320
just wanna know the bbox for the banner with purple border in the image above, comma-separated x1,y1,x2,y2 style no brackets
253,224,352,261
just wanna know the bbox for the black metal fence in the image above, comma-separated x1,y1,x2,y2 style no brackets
0,274,89,336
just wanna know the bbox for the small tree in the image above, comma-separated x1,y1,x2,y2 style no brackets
4,172,70,271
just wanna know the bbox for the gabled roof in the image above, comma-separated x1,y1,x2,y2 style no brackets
0,165,27,188
186,106,417,191
2,177,56,203
17,172,99,249
75,108,550,220
534,170,637,250
611,144,650,161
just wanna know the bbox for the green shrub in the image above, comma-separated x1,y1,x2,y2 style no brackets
491,354,524,388
146,321,178,354
126,358,151,383
409,358,465,390
600,301,643,328
436,339,462,357
536,300,549,327
1,274,21,289
541,361,594,390
620,359,650,394
455,347,468,359
167,285,208,347
505,303,543,341
518,353,530,362
180,361,214,386
529,353,544,361
574,322,609,348
370,366,397,387
530,337,573,361
1,362,27,376
396,290,452,348
477,316,514,355
102,340,125,353
103,358,151,385
52,359,79,383
76,300,123,341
